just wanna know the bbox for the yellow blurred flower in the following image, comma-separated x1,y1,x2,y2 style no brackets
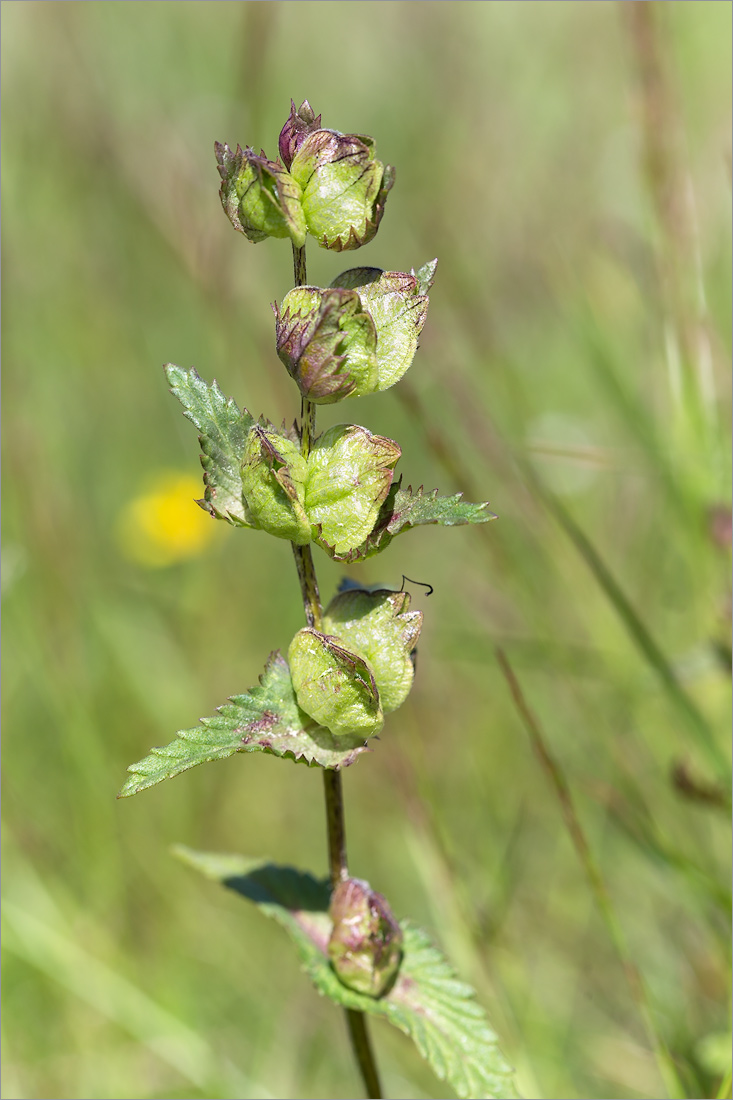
117,471,222,567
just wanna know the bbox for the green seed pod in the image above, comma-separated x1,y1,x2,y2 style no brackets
322,588,422,713
289,129,394,251
330,262,435,394
328,878,403,998
305,425,401,556
274,286,378,403
241,425,311,544
215,142,306,247
288,628,383,740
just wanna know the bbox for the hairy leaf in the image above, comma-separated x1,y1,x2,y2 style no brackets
176,852,519,1100
118,654,369,797
165,364,254,526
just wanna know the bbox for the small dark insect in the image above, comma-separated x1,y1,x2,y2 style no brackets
399,574,434,597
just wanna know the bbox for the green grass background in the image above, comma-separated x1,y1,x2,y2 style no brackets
2,2,731,1098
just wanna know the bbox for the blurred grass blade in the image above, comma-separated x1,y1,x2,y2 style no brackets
2,900,262,1097
495,648,685,1100
522,466,729,778
396,377,728,778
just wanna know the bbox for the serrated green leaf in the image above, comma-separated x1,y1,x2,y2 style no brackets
323,482,496,564
176,852,519,1100
165,364,254,526
386,485,497,534
118,654,369,797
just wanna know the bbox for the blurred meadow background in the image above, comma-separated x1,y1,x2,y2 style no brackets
2,2,731,1098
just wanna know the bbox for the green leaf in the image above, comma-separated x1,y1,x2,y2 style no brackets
118,654,369,798
324,482,496,563
387,484,497,534
412,257,438,296
165,364,254,526
176,852,519,1100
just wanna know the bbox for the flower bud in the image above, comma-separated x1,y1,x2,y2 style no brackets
331,264,435,393
215,142,306,247
322,588,422,713
290,130,394,251
240,425,311,544
305,425,401,556
278,99,322,170
328,878,403,997
288,629,383,740
274,286,377,404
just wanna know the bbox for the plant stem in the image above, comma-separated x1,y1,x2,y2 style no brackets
293,241,308,288
346,1011,383,1100
323,769,348,890
289,241,384,1100
291,540,322,630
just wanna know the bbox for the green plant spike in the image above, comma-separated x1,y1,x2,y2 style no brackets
122,99,513,1100
175,850,520,1100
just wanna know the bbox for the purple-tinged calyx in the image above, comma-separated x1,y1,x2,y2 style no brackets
328,878,403,997
290,129,394,251
214,141,306,247
278,99,323,170
274,286,378,403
